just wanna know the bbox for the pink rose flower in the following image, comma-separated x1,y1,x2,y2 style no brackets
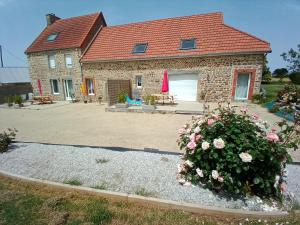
213,138,225,149
280,182,287,193
251,113,259,120
201,141,210,150
211,170,219,180
185,160,194,168
212,114,219,120
196,168,204,177
189,133,196,141
240,107,248,114
239,152,252,163
195,134,202,142
194,126,201,134
178,128,186,135
183,181,192,186
267,133,279,142
187,141,196,150
217,176,224,182
207,119,215,126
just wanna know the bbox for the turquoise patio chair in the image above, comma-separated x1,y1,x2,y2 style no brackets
125,95,142,106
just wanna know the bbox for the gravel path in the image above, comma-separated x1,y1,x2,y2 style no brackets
0,142,299,212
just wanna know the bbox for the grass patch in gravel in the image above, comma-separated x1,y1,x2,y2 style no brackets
63,178,83,186
0,174,300,225
96,157,110,164
134,186,157,197
160,156,169,162
91,182,108,190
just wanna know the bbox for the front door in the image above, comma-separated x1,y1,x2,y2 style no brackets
235,73,250,100
64,79,74,100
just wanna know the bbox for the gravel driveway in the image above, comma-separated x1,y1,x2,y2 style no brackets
0,142,299,212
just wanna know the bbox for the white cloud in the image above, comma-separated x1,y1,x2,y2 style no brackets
0,0,13,7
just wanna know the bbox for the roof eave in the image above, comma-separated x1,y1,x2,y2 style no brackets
81,50,272,64
25,46,81,55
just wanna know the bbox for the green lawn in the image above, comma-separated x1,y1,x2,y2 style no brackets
261,81,300,103
0,174,299,225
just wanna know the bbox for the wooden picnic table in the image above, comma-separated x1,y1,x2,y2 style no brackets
151,94,175,104
32,96,53,104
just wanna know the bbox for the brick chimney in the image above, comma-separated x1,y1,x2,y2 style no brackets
46,13,60,26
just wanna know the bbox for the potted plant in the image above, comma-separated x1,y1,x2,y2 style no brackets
14,95,23,107
115,90,128,108
6,96,14,107
142,95,156,111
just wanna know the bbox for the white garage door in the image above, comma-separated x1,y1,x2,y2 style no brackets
169,74,198,101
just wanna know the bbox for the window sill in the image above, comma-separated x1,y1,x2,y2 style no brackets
53,93,60,95
136,86,142,89
88,93,95,96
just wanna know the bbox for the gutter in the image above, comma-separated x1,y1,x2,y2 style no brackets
81,50,272,64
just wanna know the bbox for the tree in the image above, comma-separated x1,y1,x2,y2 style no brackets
273,68,288,82
262,55,272,84
281,44,300,72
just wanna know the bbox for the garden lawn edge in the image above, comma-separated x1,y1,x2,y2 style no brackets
0,169,292,219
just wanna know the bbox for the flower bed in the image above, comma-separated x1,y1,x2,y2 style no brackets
177,105,299,201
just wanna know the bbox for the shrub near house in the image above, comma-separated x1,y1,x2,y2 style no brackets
177,106,299,200
0,129,17,153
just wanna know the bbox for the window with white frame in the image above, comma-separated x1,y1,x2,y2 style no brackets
86,78,95,95
48,55,56,69
65,54,73,68
50,79,59,94
136,75,142,88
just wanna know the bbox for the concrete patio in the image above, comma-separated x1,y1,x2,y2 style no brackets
106,100,204,114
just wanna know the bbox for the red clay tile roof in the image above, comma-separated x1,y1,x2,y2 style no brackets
26,13,105,54
81,12,271,62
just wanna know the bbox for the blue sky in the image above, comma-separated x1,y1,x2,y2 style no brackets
0,0,299,71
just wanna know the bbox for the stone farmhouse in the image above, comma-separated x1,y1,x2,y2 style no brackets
26,12,271,102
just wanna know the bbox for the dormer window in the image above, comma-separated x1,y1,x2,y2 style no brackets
133,43,147,54
47,33,59,42
180,39,196,50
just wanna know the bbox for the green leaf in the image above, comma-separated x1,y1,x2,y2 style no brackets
253,177,260,184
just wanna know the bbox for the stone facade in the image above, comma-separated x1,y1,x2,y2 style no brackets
27,48,83,101
82,54,264,102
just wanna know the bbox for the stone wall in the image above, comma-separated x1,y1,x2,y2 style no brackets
82,54,264,102
27,48,83,101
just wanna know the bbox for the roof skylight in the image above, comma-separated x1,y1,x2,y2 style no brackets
132,43,148,54
46,33,59,42
180,39,196,50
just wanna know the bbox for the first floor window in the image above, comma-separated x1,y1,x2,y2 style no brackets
48,55,56,68
65,54,73,68
50,79,59,94
86,78,95,95
136,75,142,88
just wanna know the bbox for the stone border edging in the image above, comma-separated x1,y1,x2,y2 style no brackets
0,169,292,219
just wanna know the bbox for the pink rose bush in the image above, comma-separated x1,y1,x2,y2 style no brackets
177,105,300,199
